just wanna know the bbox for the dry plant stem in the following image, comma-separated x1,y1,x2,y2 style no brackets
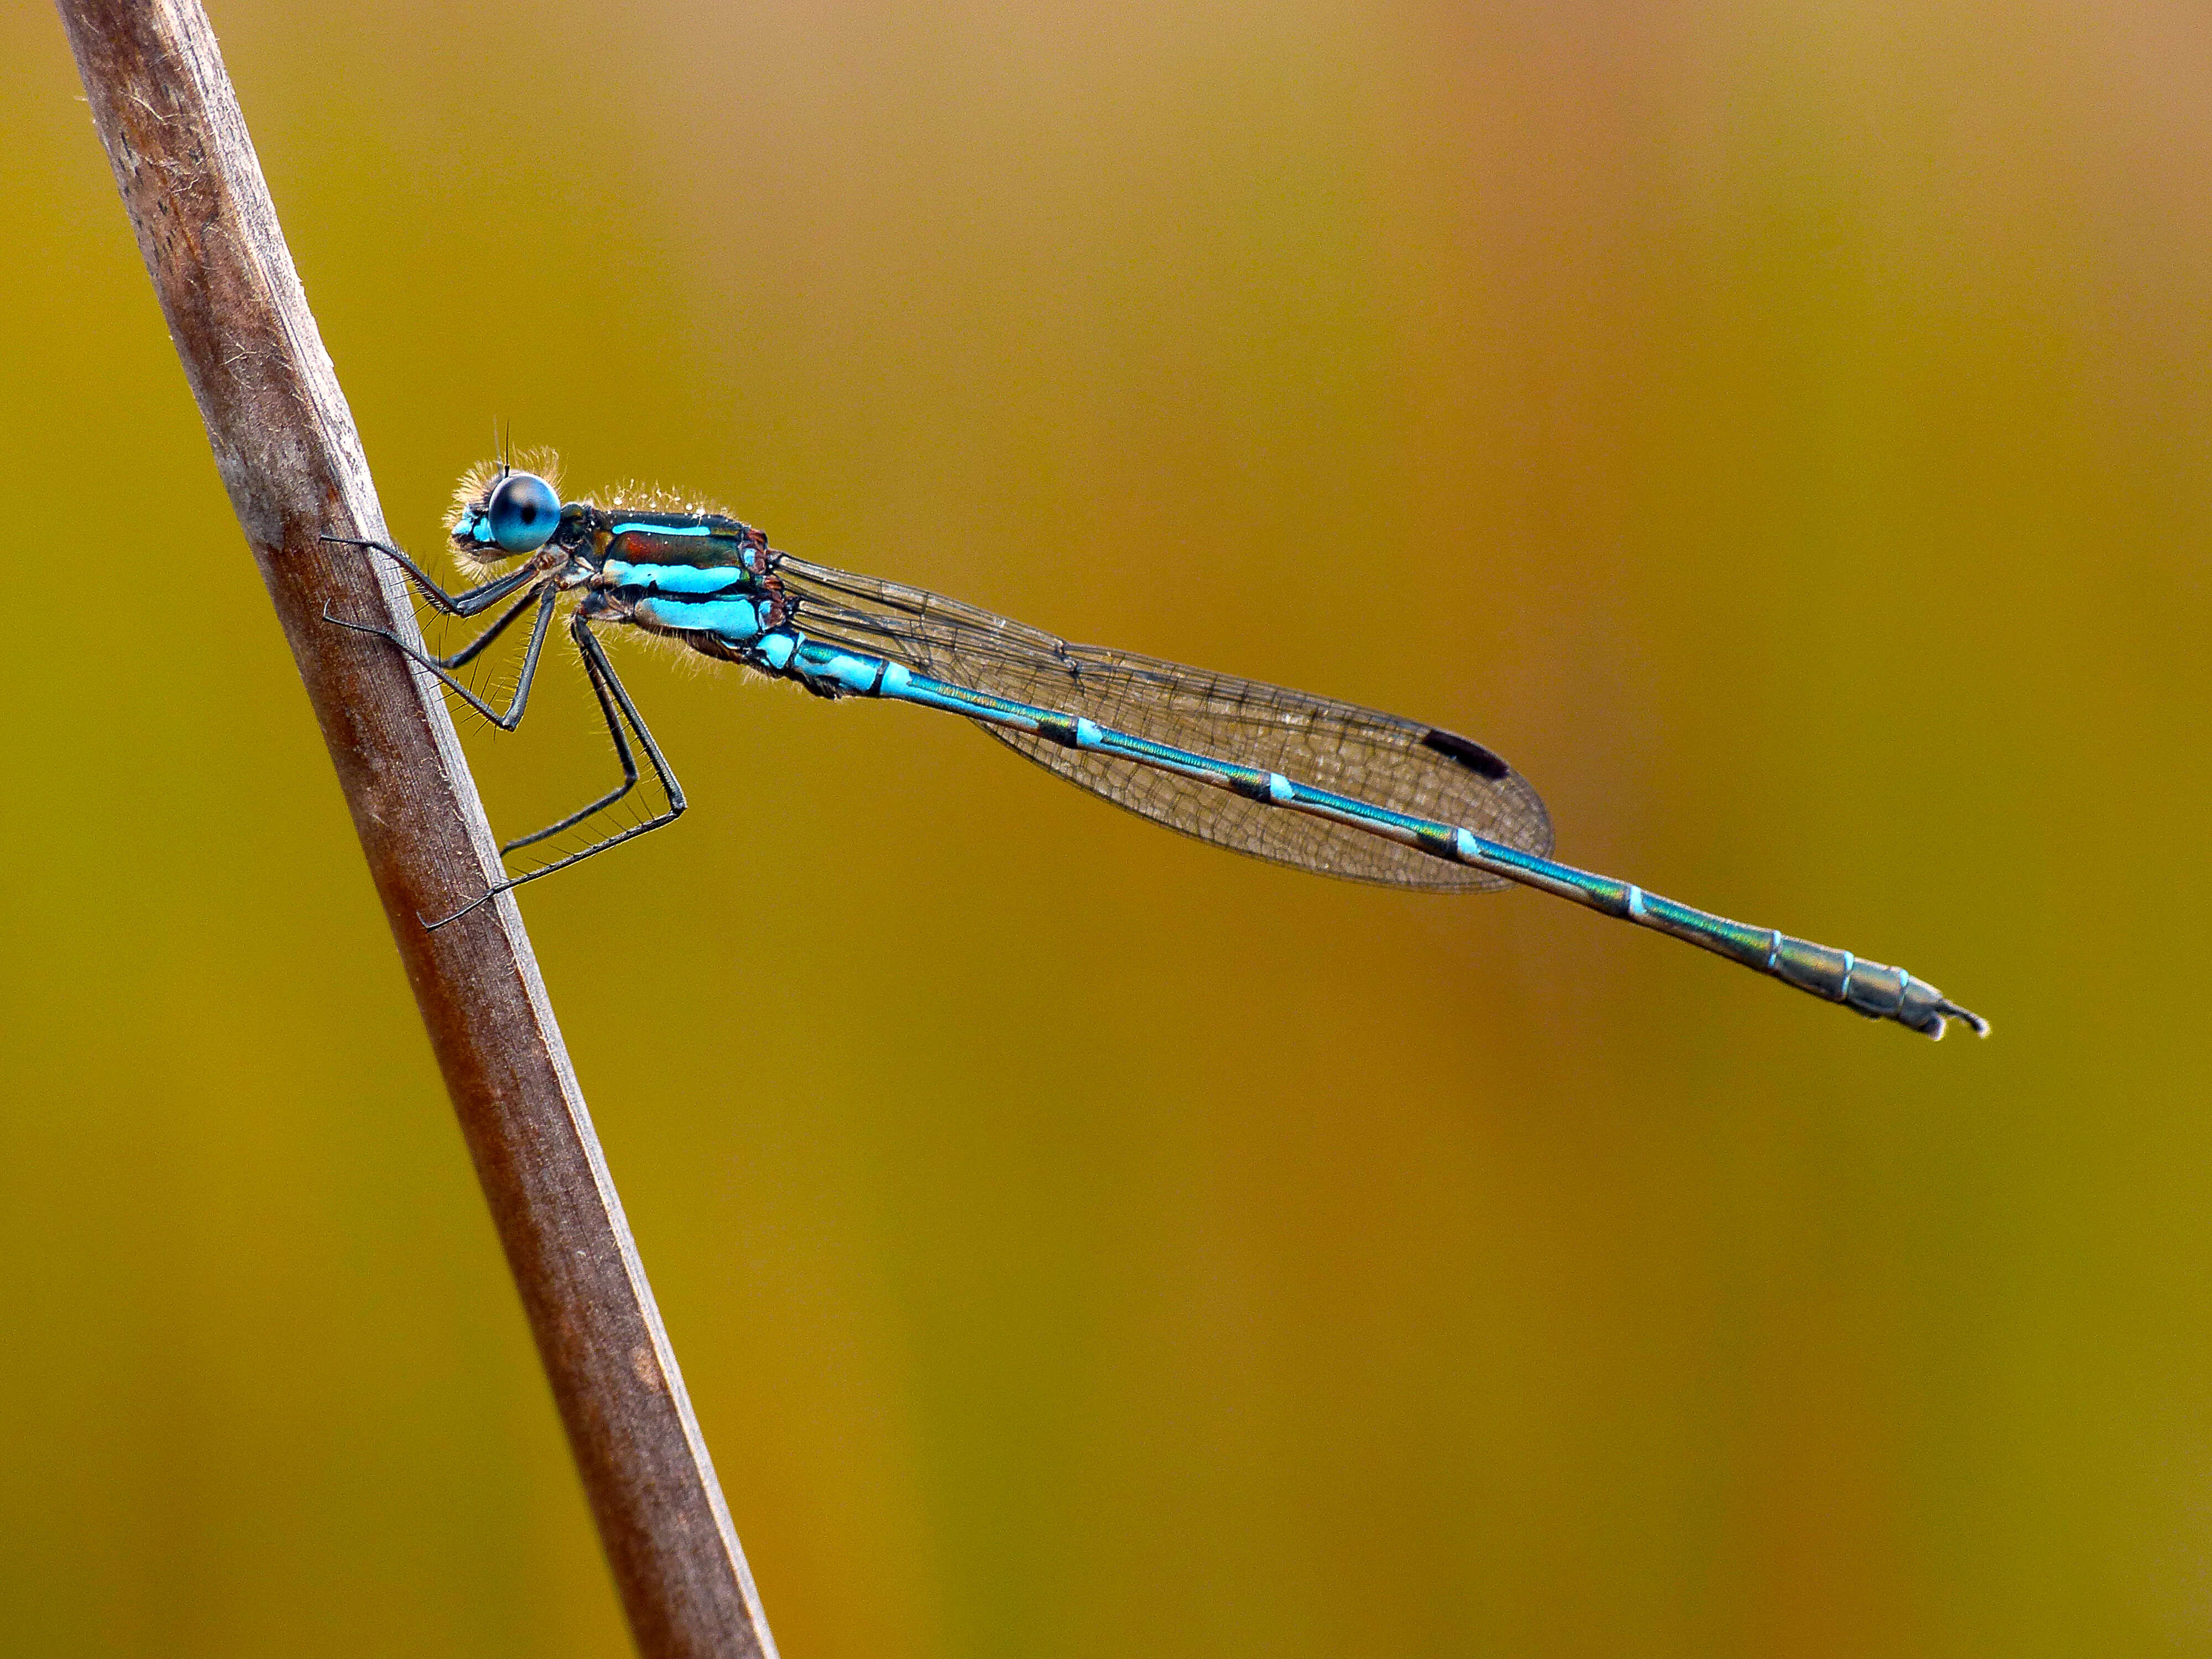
53,3,778,1654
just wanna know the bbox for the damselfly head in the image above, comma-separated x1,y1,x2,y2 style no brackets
447,455,566,559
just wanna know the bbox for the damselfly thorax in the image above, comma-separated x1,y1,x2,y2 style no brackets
320,455,1988,1041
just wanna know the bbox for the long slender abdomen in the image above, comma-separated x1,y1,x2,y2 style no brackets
757,628,1986,1039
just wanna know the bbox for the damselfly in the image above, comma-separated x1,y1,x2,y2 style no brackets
324,456,1987,1040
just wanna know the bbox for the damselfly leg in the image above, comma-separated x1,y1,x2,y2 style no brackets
320,535,688,925
320,534,541,618
494,618,686,868
420,620,687,928
325,579,560,732
403,583,551,676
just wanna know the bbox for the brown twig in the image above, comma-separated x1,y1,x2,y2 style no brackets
52,3,778,1653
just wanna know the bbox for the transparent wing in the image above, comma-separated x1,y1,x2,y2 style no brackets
777,555,1554,891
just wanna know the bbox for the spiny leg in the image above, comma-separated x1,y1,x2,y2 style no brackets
328,580,561,732
425,617,687,929
402,582,545,672
501,644,641,855
319,533,546,617
507,617,688,862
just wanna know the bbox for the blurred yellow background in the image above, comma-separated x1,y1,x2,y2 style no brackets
4,0,2206,1653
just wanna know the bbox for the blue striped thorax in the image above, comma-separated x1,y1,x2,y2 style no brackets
598,514,771,604
446,469,791,640
588,511,789,640
599,512,763,569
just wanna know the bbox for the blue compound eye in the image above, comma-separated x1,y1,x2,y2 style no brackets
486,471,561,554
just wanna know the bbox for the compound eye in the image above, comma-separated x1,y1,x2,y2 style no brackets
486,471,561,553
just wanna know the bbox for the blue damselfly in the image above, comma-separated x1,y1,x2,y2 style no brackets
324,456,1987,1040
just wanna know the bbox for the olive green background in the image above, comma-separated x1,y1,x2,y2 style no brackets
3,1,2206,1654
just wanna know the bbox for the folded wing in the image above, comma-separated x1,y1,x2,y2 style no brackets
778,556,1553,891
